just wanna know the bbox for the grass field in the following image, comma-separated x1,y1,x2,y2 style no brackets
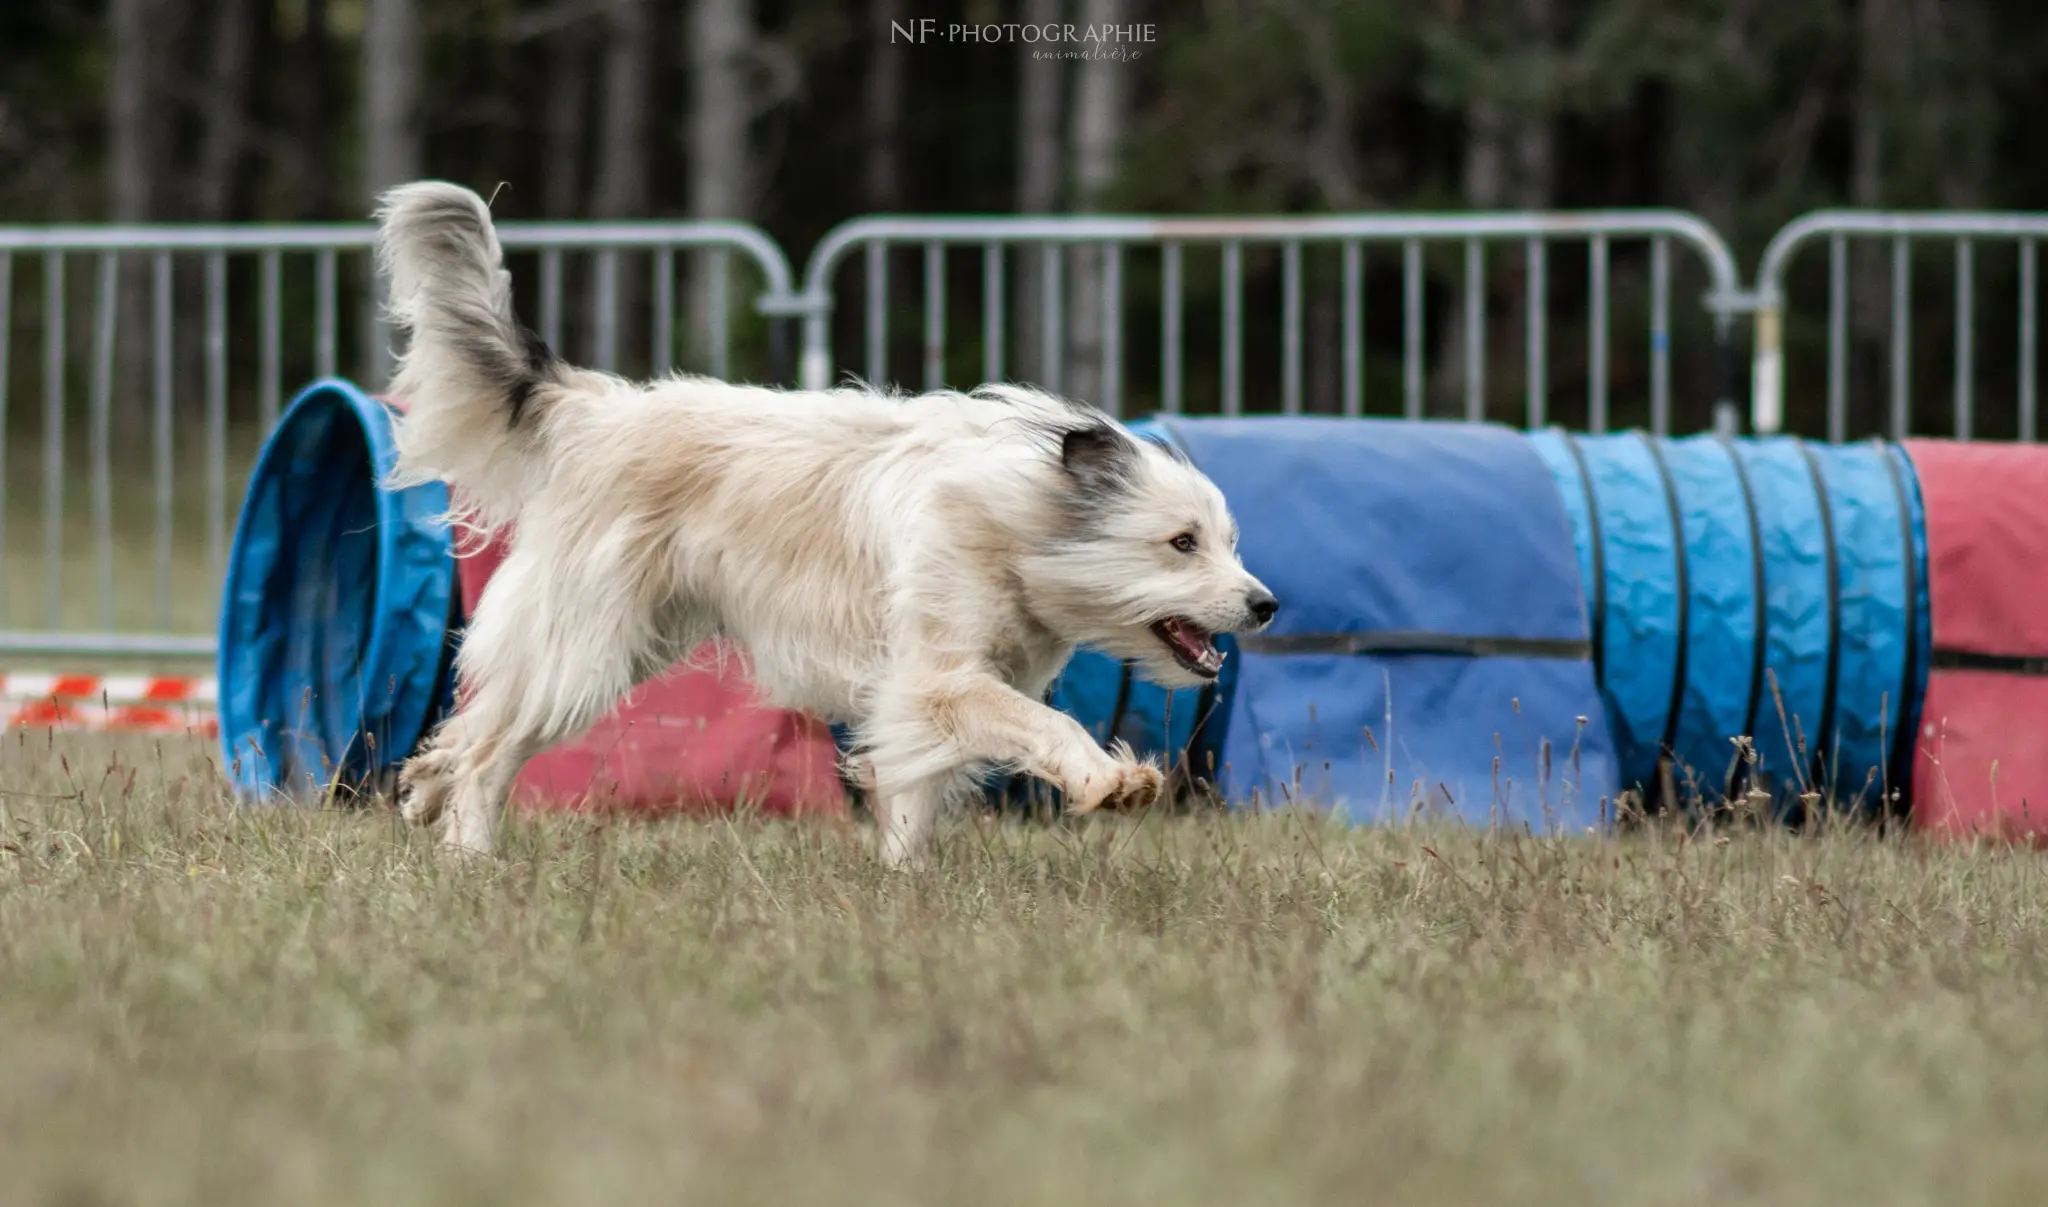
4,732,2048,1206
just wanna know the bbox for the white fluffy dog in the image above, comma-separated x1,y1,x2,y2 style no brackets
373,181,1278,864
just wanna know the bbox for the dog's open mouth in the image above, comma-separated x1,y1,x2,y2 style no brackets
1150,616,1223,679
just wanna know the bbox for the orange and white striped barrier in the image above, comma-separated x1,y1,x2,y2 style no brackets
1,672,219,736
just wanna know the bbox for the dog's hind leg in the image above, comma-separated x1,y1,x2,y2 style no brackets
402,543,681,855
436,690,603,855
431,648,649,855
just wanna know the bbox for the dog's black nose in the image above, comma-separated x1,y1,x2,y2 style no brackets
1247,590,1279,626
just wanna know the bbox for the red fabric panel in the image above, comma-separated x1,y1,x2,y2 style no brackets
1907,440,2048,653
1902,440,2048,840
1912,673,2048,844
450,520,848,819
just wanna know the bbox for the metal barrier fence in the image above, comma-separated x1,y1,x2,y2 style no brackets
791,213,1749,436
6,206,2047,661
1751,212,2048,442
0,221,795,658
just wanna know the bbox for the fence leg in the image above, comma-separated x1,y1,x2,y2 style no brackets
770,316,792,386
801,304,833,391
1714,313,1743,437
1749,307,1781,435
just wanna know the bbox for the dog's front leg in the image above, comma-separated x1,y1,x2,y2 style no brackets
867,672,1164,839
872,771,960,868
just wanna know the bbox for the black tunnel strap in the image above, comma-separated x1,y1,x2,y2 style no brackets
1795,438,1843,785
1718,434,1769,798
424,564,468,730
1637,433,1690,757
1105,660,1135,749
1558,431,1607,683
1183,680,1223,788
1930,649,2048,676
1880,442,1922,812
1236,631,1592,659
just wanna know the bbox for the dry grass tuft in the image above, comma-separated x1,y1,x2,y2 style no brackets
4,731,2048,1205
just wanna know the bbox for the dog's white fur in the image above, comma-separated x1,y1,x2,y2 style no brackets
373,181,1275,863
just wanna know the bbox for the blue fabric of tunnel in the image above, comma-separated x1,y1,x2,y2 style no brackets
1806,440,1919,811
1661,435,1762,798
217,378,458,797
1729,438,1836,799
1528,431,1682,793
1054,416,1617,831
1532,430,1928,816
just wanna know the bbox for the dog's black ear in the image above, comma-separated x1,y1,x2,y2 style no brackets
1060,423,1136,495
1139,431,1189,463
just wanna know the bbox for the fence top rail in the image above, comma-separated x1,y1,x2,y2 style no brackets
0,630,217,658
1756,210,2048,303
0,219,797,297
797,209,1746,310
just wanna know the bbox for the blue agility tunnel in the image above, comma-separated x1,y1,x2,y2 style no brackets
1050,417,1620,831
1529,431,1928,815
217,378,460,798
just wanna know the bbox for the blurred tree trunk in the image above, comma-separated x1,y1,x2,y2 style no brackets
536,26,591,363
1510,0,1555,211
592,0,653,371
363,0,424,197
1309,292,1338,414
1289,0,1367,415
193,0,261,222
1911,0,1992,210
1933,0,1994,434
293,0,335,219
1433,0,1554,421
689,0,753,373
1296,5,1365,212
1464,96,1509,211
1660,0,1777,435
859,0,906,385
864,0,906,210
178,0,261,433
1015,0,1062,386
1850,0,1991,435
542,32,595,219
107,0,159,226
1506,0,1555,428
593,0,653,218
1850,0,1895,436
1066,0,1132,411
1428,90,1502,418
109,0,162,446
362,0,423,388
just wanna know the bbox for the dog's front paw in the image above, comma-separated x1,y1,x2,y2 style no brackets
1068,758,1165,814
397,751,454,827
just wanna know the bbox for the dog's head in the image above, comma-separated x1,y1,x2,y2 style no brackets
1023,417,1277,690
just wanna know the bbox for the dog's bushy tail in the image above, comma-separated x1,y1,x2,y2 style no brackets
375,180,559,527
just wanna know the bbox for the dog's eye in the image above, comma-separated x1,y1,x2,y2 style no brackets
1170,532,1199,554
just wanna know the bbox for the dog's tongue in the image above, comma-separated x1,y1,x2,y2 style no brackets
1164,617,1223,673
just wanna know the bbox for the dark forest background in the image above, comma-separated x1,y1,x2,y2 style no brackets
3,0,2045,434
